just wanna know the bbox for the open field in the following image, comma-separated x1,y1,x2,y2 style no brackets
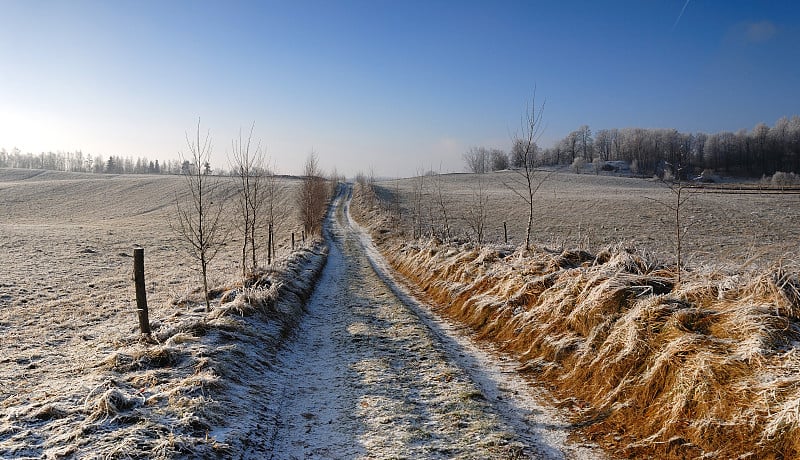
0,169,304,372
378,170,800,269
0,168,314,457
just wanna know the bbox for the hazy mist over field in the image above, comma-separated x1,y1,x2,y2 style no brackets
1,1,799,176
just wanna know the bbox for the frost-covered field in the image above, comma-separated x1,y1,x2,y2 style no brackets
379,170,800,268
0,169,318,457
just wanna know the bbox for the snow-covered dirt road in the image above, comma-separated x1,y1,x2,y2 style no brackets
262,186,604,459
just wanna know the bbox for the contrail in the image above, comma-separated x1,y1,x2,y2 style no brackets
672,0,691,31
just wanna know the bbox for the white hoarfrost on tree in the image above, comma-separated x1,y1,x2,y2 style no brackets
490,148,509,171
465,146,509,173
463,146,489,174
571,156,586,174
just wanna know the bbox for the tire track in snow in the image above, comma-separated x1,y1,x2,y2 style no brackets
265,186,605,459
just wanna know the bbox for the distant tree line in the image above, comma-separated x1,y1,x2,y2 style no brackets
0,148,206,175
464,115,800,178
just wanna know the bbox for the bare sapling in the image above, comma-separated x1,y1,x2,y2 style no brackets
298,152,328,236
367,167,377,208
645,160,695,286
392,178,402,225
428,168,451,241
411,169,426,239
172,120,227,312
503,89,553,250
463,173,490,244
263,163,285,264
230,123,268,278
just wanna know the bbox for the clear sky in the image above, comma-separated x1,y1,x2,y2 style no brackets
1,1,798,177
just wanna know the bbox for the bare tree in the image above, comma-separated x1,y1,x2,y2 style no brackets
490,148,509,171
172,120,228,312
463,173,490,244
504,90,552,251
230,123,267,278
463,147,489,174
427,169,451,241
263,163,285,263
367,167,377,208
645,159,694,286
595,129,612,161
390,178,402,225
411,168,426,239
298,152,328,236
576,125,594,162
510,139,535,169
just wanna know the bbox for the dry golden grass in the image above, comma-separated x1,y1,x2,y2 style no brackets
352,180,800,459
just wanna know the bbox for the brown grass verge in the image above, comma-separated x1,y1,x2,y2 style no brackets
351,183,800,459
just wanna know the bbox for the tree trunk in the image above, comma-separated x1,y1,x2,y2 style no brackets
250,224,257,271
201,256,211,312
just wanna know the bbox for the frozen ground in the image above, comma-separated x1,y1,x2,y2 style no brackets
262,185,604,459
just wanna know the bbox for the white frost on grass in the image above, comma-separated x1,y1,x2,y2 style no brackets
1,241,327,458
264,191,522,458
261,184,605,459
0,171,323,458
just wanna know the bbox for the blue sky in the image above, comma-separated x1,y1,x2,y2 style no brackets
1,1,798,176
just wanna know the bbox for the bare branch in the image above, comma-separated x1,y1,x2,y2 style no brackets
172,119,228,311
503,88,550,250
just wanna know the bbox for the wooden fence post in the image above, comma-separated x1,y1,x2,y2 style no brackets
267,223,273,265
133,247,151,336
270,223,275,263
291,232,295,251
503,221,508,244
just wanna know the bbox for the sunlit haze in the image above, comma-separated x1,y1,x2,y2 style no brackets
1,0,798,177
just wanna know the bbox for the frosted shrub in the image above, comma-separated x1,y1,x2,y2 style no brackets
630,159,639,175
771,171,800,187
571,156,586,174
